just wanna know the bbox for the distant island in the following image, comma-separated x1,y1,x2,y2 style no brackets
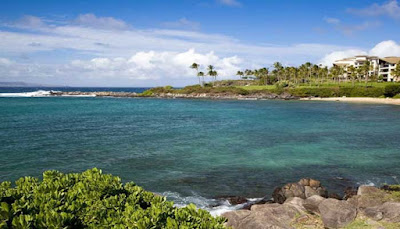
0,81,50,87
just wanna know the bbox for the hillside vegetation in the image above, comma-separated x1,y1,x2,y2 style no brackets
0,168,226,229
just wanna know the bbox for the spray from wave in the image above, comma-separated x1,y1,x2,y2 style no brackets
159,191,264,216
0,90,54,97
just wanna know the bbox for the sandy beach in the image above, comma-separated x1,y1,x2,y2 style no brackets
301,97,400,105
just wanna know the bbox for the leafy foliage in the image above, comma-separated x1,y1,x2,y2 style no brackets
384,84,400,97
0,168,227,228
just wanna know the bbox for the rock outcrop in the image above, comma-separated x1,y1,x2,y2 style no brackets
272,178,327,204
318,198,357,228
223,179,400,229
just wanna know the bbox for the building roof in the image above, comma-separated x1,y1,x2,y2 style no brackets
381,57,400,64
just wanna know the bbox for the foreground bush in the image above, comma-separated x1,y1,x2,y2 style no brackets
0,168,226,228
384,84,400,97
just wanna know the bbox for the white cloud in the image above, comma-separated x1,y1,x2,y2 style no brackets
323,17,340,25
369,40,400,57
73,13,129,30
69,49,241,80
319,40,400,66
319,49,367,66
162,18,200,30
217,0,241,7
0,14,359,86
347,0,400,19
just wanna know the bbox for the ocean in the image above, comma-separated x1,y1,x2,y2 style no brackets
1,87,400,215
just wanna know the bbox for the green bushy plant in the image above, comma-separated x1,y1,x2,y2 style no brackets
0,168,226,228
384,84,400,97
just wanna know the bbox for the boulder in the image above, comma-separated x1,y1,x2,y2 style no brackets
222,210,252,228
284,197,306,212
318,198,357,228
272,183,306,204
357,185,380,196
362,207,383,221
223,201,307,229
379,202,400,223
356,185,389,209
272,178,327,203
303,195,325,214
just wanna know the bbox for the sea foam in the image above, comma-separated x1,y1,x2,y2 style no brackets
0,90,53,97
159,191,262,216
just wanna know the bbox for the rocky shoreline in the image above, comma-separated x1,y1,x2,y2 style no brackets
218,178,400,228
50,91,299,100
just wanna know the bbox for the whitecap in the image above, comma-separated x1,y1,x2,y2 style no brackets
158,191,264,216
0,90,53,97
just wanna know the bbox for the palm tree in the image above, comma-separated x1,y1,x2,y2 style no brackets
244,69,253,80
362,61,372,85
207,65,217,86
197,71,205,86
236,71,244,79
305,62,312,85
393,61,400,82
273,62,283,82
190,63,201,86
348,66,356,87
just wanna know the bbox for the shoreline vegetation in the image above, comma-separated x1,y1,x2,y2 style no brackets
1,169,400,228
51,80,400,105
51,60,400,104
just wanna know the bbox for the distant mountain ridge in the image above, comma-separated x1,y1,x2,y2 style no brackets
0,81,56,87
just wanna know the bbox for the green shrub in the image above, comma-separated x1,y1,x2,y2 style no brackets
384,84,400,97
139,90,154,97
338,87,384,97
0,168,226,228
393,94,400,99
287,88,339,97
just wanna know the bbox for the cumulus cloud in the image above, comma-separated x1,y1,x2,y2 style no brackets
0,49,242,86
319,49,367,66
347,0,400,19
70,49,242,80
0,13,359,86
217,0,241,7
319,40,400,66
369,40,400,57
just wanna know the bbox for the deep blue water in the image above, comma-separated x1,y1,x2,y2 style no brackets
1,91,400,209
0,87,149,93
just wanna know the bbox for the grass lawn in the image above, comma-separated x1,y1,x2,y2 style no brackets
237,81,400,91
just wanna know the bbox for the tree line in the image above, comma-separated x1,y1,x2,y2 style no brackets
191,61,400,87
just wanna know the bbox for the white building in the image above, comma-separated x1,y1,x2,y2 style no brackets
333,56,400,82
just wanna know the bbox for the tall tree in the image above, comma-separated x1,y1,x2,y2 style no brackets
392,61,400,82
207,65,217,86
190,63,201,86
348,66,356,87
273,62,283,82
362,61,371,85
236,71,244,79
197,71,205,86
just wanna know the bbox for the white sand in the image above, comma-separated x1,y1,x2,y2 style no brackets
300,97,400,105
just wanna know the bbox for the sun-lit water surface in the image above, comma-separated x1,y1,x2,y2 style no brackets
1,95,400,208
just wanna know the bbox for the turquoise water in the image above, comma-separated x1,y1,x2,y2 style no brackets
1,96,400,202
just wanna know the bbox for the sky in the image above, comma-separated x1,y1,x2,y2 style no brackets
1,0,400,87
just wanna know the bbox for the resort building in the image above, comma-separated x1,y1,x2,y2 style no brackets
333,56,400,82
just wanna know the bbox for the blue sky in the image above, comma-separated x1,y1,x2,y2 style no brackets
1,0,400,86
